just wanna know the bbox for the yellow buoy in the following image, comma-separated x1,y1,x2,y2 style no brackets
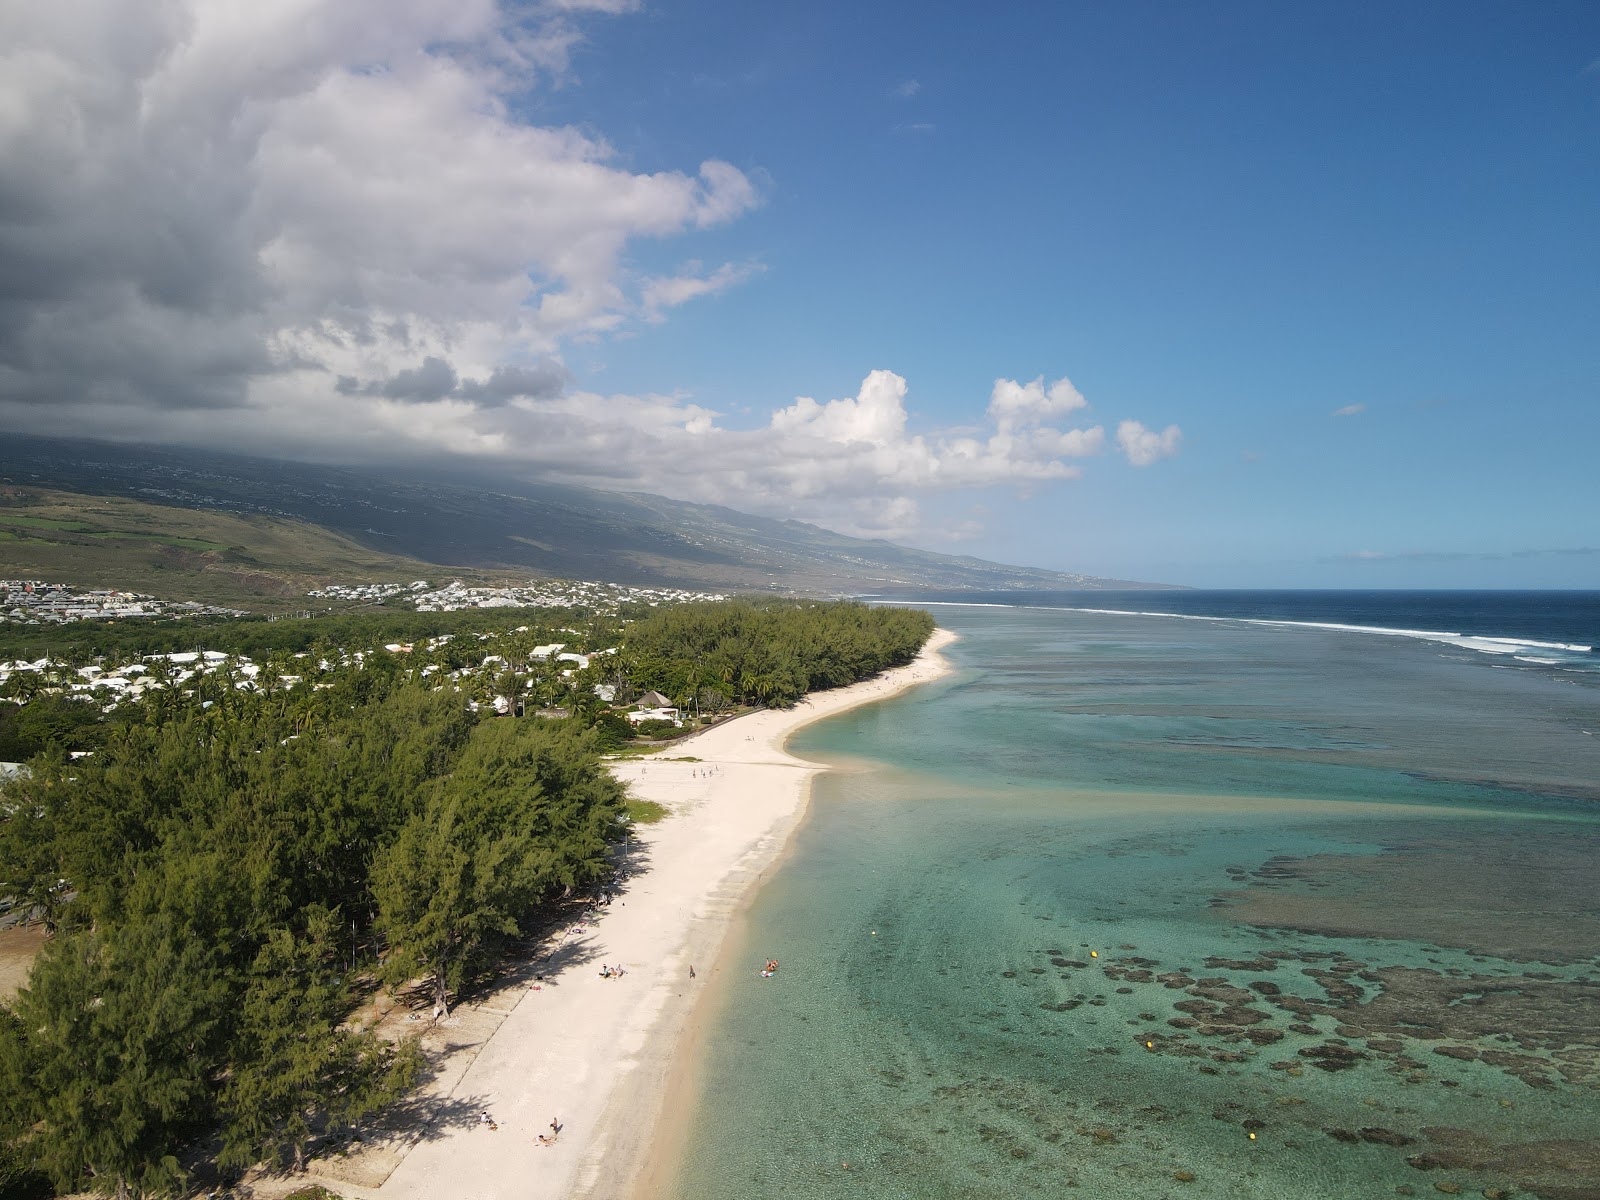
1247,1132,1257,1141
1089,950,1098,958
1145,1041,1154,1049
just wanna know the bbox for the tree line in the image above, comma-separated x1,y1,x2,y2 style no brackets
608,599,934,711
0,600,933,1196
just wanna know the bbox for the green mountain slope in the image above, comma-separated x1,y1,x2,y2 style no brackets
0,436,1171,596
0,487,465,608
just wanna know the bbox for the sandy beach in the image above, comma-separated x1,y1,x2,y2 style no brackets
321,627,955,1200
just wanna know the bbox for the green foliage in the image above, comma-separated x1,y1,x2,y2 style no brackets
0,918,229,1197
613,598,933,711
0,695,109,759
588,710,634,751
631,718,679,740
218,913,422,1172
0,671,624,1193
373,719,623,1012
0,1138,51,1200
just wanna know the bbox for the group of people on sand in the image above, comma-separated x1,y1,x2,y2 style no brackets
481,1111,564,1148
598,963,626,979
760,957,779,978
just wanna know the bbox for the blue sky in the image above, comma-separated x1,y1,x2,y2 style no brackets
4,0,1597,587
541,1,1600,586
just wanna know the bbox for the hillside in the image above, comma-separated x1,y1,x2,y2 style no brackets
0,487,473,609
0,436,1171,599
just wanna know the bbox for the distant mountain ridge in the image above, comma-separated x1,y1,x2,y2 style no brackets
0,435,1173,595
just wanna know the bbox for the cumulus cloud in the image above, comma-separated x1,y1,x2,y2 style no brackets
988,375,1087,431
1116,420,1182,467
454,369,1111,538
1333,403,1366,417
0,0,761,423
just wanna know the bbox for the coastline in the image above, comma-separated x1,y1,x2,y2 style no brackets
332,626,956,1200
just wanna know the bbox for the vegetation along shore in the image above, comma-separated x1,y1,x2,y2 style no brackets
0,597,935,1199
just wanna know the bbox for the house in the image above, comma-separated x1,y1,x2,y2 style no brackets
637,690,674,708
626,706,681,727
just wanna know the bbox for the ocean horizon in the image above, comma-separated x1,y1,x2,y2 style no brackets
664,593,1600,1199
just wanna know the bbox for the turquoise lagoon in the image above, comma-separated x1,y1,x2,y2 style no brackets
666,605,1600,1200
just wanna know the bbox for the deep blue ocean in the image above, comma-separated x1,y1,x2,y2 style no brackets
871,589,1600,677
666,593,1600,1200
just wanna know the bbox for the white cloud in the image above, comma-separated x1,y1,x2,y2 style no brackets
1116,420,1182,467
641,262,765,323
1332,403,1366,417
988,375,1088,432
892,79,921,98
0,0,762,417
528,369,1106,536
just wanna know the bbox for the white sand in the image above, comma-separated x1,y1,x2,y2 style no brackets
338,627,956,1200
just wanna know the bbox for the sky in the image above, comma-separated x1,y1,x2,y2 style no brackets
1,1,1597,588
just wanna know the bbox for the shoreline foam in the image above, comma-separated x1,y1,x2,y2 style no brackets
338,627,956,1200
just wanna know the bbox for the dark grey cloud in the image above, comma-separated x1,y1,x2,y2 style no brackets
459,361,571,405
334,357,569,406
377,357,459,403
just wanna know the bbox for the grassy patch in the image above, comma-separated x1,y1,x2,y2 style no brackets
625,798,669,824
283,1187,344,1200
81,530,231,550
0,514,95,531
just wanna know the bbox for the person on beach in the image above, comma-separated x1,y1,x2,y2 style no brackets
550,1118,561,1135
689,964,696,979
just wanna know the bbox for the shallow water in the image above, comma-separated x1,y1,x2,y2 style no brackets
667,607,1600,1199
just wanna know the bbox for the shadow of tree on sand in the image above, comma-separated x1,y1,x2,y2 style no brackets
450,839,655,1003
